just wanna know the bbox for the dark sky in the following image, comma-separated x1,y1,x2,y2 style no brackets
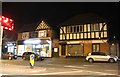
2,2,119,39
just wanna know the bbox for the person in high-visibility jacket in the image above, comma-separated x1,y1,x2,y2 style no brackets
30,54,35,68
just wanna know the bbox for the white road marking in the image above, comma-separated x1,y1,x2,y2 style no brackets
64,65,84,68
31,68,46,73
34,70,83,75
83,65,95,66
29,70,118,75
105,70,117,71
85,70,117,75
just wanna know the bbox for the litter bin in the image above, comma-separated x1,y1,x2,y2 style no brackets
30,54,35,69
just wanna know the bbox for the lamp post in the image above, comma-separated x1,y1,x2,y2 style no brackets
0,23,3,59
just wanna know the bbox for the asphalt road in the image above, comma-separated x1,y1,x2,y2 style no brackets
0,57,119,77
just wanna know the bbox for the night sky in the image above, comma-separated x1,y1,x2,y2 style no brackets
2,2,119,40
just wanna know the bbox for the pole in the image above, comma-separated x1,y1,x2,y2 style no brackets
0,23,3,59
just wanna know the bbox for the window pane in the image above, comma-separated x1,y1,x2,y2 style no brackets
63,27,66,33
77,33,79,39
73,34,76,39
81,33,83,39
91,32,94,38
66,34,69,40
88,33,90,38
92,44,100,52
95,32,99,38
91,24,94,31
84,33,87,38
84,24,86,32
67,26,70,33
104,31,107,37
88,24,90,31
104,24,107,30
60,28,63,33
70,34,72,39
60,35,62,40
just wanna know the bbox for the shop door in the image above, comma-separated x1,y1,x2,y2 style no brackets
61,45,66,56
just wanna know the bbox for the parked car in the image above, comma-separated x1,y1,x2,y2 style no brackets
22,52,44,61
2,52,17,60
86,52,118,63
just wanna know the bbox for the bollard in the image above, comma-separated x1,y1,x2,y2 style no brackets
30,54,35,69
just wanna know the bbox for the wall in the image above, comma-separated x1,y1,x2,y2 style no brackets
84,43,92,56
100,43,109,54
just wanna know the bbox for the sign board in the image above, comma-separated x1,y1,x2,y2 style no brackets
0,15,14,31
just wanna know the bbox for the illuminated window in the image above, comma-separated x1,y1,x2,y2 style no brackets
67,26,70,33
91,23,99,31
60,29,62,33
70,34,72,39
99,23,103,31
88,33,90,38
92,44,100,52
81,33,83,39
66,34,69,39
95,32,99,38
104,24,107,30
88,24,90,31
77,33,79,39
22,32,29,39
38,30,46,37
63,27,66,33
84,33,87,38
91,32,94,38
104,31,107,37
73,34,76,39
84,24,87,32
60,35,62,40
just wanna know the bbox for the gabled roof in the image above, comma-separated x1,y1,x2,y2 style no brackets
59,13,108,27
36,20,50,30
19,20,51,32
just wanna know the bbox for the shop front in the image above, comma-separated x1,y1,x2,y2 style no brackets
17,39,52,57
4,41,16,54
